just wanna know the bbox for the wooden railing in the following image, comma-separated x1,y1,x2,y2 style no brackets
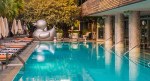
81,0,144,16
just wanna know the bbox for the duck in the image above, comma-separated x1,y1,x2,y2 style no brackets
33,20,56,41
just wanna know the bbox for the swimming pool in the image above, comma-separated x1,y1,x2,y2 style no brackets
13,42,150,81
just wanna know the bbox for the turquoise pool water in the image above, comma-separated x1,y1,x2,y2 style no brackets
14,42,150,81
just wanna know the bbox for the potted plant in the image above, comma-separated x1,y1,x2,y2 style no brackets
56,29,63,39
70,30,79,39
82,28,88,35
70,20,80,38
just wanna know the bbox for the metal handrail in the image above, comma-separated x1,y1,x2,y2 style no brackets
14,53,25,65
4,52,25,69
123,44,140,56
99,45,140,66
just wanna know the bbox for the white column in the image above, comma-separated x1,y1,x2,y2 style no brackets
115,14,125,54
96,21,99,41
129,11,141,81
104,16,113,46
129,11,141,59
115,14,125,79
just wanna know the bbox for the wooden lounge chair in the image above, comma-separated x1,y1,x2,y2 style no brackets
0,54,12,61
0,37,32,67
15,37,33,40
3,43,27,45
0,50,18,53
0,45,24,49
9,45,25,48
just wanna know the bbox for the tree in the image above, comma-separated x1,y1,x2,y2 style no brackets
23,0,80,27
0,0,24,21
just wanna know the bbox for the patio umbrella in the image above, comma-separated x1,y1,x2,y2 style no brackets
4,17,9,37
11,19,18,34
0,17,6,37
17,20,23,34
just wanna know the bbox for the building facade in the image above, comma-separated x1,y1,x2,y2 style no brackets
80,0,150,59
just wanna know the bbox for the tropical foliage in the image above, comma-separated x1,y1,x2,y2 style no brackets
23,0,80,26
0,0,24,21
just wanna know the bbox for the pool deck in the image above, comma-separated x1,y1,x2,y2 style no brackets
0,41,38,81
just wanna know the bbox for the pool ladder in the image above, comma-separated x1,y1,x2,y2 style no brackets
6,52,25,67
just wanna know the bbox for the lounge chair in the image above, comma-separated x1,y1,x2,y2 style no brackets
0,54,12,61
0,37,33,70
15,37,33,41
0,50,17,53
3,43,28,45
0,45,24,49
0,53,13,63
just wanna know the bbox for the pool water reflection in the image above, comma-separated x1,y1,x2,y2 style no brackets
13,42,150,81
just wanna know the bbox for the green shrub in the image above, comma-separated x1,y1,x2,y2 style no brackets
57,29,63,33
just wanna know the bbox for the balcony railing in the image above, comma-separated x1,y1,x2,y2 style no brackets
81,0,144,16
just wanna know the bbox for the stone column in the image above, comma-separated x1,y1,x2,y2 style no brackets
93,20,97,40
115,14,125,79
104,16,113,46
96,21,99,41
129,11,141,59
129,12,141,81
115,14,125,54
